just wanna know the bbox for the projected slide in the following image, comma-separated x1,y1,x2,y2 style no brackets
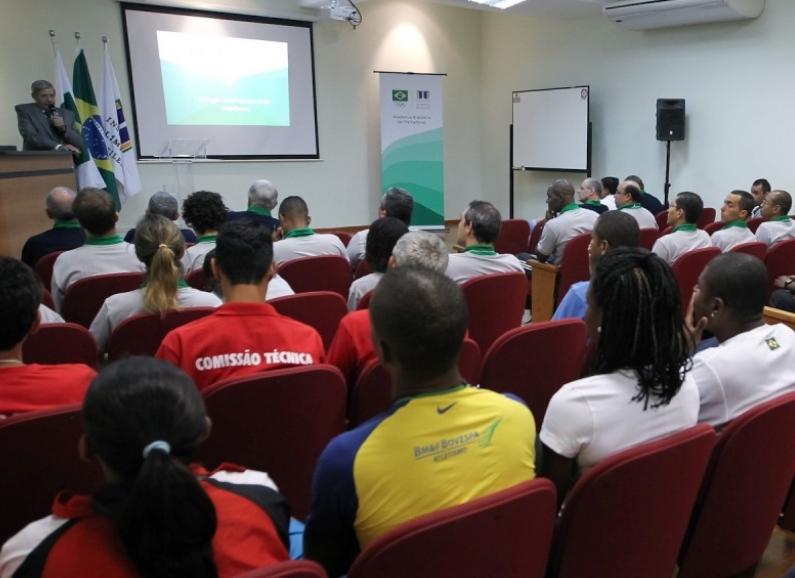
156,31,290,126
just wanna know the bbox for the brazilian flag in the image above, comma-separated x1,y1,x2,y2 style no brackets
73,49,120,209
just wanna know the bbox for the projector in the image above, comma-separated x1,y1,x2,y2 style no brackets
319,4,358,22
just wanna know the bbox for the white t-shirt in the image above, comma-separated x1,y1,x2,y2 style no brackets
710,224,755,252
618,205,658,229
536,206,598,265
273,230,348,266
651,227,712,264
182,238,216,273
346,229,368,269
691,323,795,427
539,369,700,470
348,272,383,310
756,219,795,247
38,304,64,324
266,274,295,300
445,249,525,285
601,195,617,211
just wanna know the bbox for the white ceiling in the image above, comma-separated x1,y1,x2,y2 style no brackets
391,0,609,18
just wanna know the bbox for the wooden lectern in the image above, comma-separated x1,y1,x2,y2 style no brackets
0,151,77,258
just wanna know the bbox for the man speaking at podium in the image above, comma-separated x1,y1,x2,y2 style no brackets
15,80,82,153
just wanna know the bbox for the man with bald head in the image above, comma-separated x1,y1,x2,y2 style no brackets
535,179,598,264
21,186,86,268
578,178,607,215
756,189,795,247
613,180,658,229
227,179,281,234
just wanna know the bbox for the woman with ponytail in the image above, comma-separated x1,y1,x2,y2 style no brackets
89,214,221,352
0,357,291,578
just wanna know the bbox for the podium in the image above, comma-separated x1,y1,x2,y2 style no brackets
0,151,76,258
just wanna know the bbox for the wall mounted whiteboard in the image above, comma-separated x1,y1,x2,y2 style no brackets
512,86,589,172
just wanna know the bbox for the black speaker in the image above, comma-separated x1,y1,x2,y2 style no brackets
656,99,685,141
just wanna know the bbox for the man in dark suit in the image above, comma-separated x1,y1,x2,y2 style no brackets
625,174,665,215
20,186,85,268
15,80,82,153
226,179,281,235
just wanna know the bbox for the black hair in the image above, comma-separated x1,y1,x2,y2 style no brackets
590,248,692,409
731,190,756,217
0,257,41,349
624,183,643,203
381,188,414,226
675,192,703,224
202,249,222,296
601,177,619,196
365,217,409,273
215,220,273,285
593,210,640,248
370,267,468,381
73,188,117,235
625,175,645,190
464,201,502,244
278,196,309,219
84,357,217,578
753,178,772,194
182,191,227,235
700,252,767,324
770,190,793,215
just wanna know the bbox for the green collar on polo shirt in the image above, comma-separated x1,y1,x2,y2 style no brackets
722,219,748,229
196,234,218,244
673,224,698,233
560,203,580,213
248,206,272,217
464,243,497,256
772,215,791,222
285,227,315,239
85,234,123,246
618,203,643,210
53,219,81,230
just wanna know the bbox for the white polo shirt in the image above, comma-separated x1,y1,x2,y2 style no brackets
539,369,700,470
445,245,526,285
618,203,658,229
691,323,795,427
536,204,598,265
348,271,383,310
51,236,145,311
273,228,348,266
346,229,368,269
651,225,712,264
182,235,216,273
601,195,617,211
38,304,64,324
710,221,755,252
267,274,295,300
756,217,795,247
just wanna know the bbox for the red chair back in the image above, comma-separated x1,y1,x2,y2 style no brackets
460,272,526,353
106,307,216,361
655,210,668,231
479,320,588,430
22,323,99,367
62,272,146,328
185,267,206,290
659,225,673,236
528,219,545,254
494,219,531,255
34,251,63,289
730,241,766,260
697,207,716,229
238,561,328,578
0,405,103,543
556,232,591,307
671,247,721,314
765,238,795,296
332,231,352,247
199,365,347,520
677,392,795,578
348,478,557,578
278,255,352,298
269,291,348,350
747,216,764,233
639,227,660,250
550,424,716,578
356,290,374,310
704,220,724,235
354,259,371,280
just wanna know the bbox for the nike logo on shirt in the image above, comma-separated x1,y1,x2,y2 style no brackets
436,402,457,415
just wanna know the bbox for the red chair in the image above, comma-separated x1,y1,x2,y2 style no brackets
106,307,216,360
697,207,717,229
765,238,795,296
199,365,347,520
460,272,526,354
350,339,481,426
671,247,721,314
348,478,556,578
494,219,531,255
677,392,795,578
655,210,668,231
354,259,371,280
269,291,348,350
238,561,328,578
528,219,545,254
479,320,588,430
639,227,660,250
659,225,673,236
186,267,206,290
555,232,591,307
747,216,764,233
278,255,352,298
34,251,63,290
332,231,352,247
62,272,146,328
730,241,766,260
704,221,724,235
356,290,374,310
0,405,104,543
549,424,716,578
22,323,99,367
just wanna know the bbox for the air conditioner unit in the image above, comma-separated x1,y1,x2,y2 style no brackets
603,0,764,30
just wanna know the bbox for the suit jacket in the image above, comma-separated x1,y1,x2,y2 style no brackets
21,227,86,268
15,103,83,151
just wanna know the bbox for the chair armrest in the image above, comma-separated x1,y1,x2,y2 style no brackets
763,306,795,331
529,260,560,323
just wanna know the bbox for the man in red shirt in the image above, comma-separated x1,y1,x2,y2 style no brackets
0,257,95,417
156,221,325,391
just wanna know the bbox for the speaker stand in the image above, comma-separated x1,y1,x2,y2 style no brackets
663,140,672,208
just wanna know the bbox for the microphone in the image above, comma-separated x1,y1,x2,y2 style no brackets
46,104,56,118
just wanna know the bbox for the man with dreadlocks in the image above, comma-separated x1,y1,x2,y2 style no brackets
539,248,699,503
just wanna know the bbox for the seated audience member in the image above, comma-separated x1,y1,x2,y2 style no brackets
711,190,756,252
227,179,281,233
651,191,711,264
750,177,771,218
272,196,348,266
687,253,795,426
535,180,598,264
625,174,665,215
305,267,536,577
156,221,324,391
614,180,658,229
553,211,640,321
51,188,144,311
123,191,198,244
445,200,524,283
182,190,228,273
756,189,795,246
600,176,619,210
539,248,699,502
39,303,65,323
328,231,448,386
771,274,795,313
0,357,291,577
347,217,408,310
578,178,608,214
0,257,94,417
347,188,414,269
21,186,85,268
201,248,294,302
90,215,222,352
